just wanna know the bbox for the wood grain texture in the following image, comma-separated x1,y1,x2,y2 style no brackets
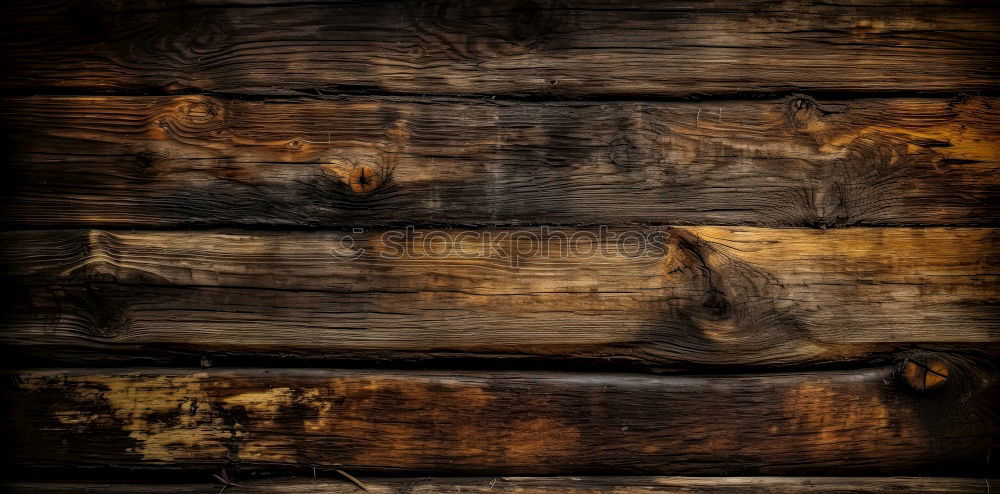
2,227,996,367
2,95,997,227
1,0,998,96
3,477,993,493
2,362,996,474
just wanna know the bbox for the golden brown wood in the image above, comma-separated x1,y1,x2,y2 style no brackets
2,95,997,227
903,357,952,392
1,0,998,96
2,227,996,367
3,361,996,474
2,477,993,493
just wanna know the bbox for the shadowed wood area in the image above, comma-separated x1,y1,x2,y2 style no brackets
2,227,996,367
1,0,998,96
3,477,993,493
2,95,997,227
2,362,996,474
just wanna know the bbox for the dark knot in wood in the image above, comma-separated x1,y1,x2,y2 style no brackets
349,164,383,194
790,98,812,113
786,96,822,131
902,357,950,392
134,151,157,170
80,285,133,339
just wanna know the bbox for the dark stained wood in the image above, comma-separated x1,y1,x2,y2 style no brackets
2,0,997,485
1,0,998,96
3,477,993,493
3,362,996,474
2,95,997,227
2,227,996,367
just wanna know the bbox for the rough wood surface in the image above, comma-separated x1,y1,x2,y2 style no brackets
2,227,996,367
2,0,998,485
3,362,997,474
2,95,997,227
2,0,998,96
3,477,993,493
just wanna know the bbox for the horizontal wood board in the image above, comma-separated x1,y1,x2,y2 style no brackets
2,95,997,227
3,363,997,474
1,227,996,367
2,0,999,96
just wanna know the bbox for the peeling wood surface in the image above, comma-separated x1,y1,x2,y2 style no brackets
1,227,997,367
3,363,997,474
3,477,994,493
2,0,999,96
2,95,997,227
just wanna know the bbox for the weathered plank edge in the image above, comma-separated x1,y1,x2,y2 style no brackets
1,476,994,493
3,359,996,475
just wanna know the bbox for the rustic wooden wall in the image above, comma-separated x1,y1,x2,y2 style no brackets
1,0,998,492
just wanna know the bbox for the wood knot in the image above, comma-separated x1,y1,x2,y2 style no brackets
78,284,133,339
134,151,159,170
348,165,384,194
902,357,950,392
286,137,308,151
163,96,225,128
182,99,221,124
154,97,226,137
786,96,825,132
608,137,637,168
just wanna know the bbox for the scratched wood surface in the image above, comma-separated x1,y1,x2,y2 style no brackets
3,360,996,474
1,0,998,484
2,95,997,227
3,477,993,493
2,0,998,96
2,227,997,367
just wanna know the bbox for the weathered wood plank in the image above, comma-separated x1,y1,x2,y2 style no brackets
3,363,996,473
2,477,993,493
2,95,997,227
1,0,998,96
2,227,996,367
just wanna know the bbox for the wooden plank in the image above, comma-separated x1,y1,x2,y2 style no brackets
2,477,993,493
2,227,996,367
1,0,998,96
2,363,996,473
2,95,997,227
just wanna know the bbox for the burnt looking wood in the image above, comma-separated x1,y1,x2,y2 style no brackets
3,361,997,474
1,95,996,228
0,0,997,486
2,0,998,96
2,477,993,493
